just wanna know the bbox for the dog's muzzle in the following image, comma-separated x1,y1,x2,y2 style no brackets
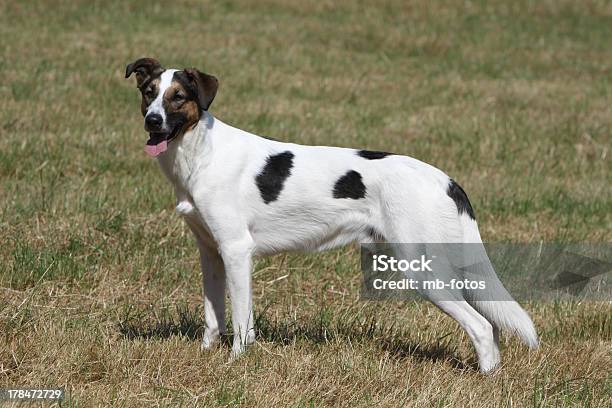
145,113,163,132
143,118,182,157
145,132,169,157
144,113,170,157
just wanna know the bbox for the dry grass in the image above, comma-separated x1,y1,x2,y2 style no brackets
0,0,611,406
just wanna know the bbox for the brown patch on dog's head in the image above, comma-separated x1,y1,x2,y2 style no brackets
125,57,164,89
182,68,219,112
125,58,165,116
135,77,160,116
160,69,219,135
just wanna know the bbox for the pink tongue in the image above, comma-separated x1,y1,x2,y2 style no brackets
144,140,168,157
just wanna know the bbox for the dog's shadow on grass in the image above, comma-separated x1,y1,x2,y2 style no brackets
118,305,475,371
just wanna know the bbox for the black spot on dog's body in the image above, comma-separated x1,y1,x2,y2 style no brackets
447,179,476,220
333,170,366,199
256,151,295,204
357,150,394,160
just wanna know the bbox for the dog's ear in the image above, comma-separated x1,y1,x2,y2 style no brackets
184,68,218,111
125,58,164,89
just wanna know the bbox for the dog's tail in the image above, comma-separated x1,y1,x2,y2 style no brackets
459,215,539,349
474,300,539,349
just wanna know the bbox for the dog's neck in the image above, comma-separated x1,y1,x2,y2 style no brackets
156,111,216,193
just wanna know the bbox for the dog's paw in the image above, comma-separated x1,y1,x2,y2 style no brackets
229,343,246,362
479,360,501,375
200,330,222,351
200,338,214,352
245,330,256,345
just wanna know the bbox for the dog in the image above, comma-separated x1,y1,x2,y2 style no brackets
125,57,538,373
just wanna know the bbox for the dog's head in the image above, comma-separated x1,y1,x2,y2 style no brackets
125,58,218,156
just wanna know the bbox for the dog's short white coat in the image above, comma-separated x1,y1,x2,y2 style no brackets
146,70,538,373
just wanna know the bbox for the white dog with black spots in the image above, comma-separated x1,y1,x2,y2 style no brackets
126,58,538,373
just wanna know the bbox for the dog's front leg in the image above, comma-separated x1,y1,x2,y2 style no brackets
199,244,226,350
182,214,227,349
220,236,256,358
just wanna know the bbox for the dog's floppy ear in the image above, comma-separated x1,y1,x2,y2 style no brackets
125,58,164,89
184,68,219,111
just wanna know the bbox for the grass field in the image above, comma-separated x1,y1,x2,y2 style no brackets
1,0,611,406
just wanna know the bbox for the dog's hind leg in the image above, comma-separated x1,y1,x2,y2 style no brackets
383,221,500,372
426,299,500,373
396,245,500,372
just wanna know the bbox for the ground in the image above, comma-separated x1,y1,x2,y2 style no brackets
0,0,610,406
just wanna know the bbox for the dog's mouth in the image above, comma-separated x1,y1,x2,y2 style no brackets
144,125,181,157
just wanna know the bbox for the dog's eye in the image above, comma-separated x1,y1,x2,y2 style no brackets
173,93,184,102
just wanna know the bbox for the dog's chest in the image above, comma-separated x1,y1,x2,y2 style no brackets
157,146,194,190
156,142,217,246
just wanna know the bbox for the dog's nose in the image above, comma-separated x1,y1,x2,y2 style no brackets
145,113,163,131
